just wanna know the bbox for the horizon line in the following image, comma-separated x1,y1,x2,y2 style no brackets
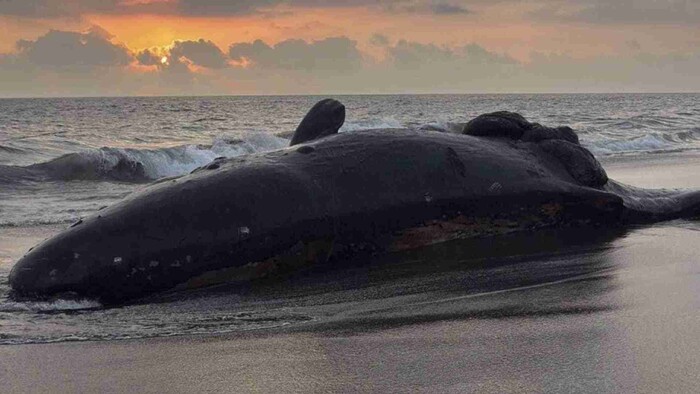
1,91,699,100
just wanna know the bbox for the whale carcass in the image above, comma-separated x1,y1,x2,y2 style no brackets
9,99,700,303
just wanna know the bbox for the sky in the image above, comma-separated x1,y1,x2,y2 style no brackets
0,0,699,96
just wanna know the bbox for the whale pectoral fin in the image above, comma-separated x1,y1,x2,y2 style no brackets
290,99,346,146
538,140,608,188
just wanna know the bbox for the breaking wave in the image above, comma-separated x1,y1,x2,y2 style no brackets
584,127,700,155
3,123,700,186
0,133,288,184
340,117,404,132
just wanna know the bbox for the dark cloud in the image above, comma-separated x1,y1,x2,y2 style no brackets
380,0,472,15
175,0,279,16
135,49,162,66
136,39,228,70
0,27,144,97
370,34,391,47
0,0,473,17
429,3,471,15
0,0,107,17
229,37,363,73
15,26,132,68
0,0,172,17
170,39,228,68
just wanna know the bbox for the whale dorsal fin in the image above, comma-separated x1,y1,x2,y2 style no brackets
290,99,345,146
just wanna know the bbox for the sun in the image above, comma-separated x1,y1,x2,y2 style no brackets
160,56,168,65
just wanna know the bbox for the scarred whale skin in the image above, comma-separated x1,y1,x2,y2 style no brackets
9,115,700,303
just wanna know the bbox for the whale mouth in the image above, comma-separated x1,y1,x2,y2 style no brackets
8,192,623,304
178,200,621,293
388,199,621,252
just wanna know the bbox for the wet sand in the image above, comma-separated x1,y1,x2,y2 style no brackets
2,153,700,393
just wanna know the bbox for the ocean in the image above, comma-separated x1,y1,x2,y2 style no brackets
1,93,699,347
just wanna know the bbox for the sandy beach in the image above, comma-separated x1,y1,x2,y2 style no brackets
1,152,700,393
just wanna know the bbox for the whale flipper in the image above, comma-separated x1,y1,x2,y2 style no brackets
605,180,700,222
538,139,608,187
290,99,345,146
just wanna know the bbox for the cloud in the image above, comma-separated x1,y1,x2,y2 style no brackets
15,26,132,68
1,27,700,96
229,37,363,73
136,48,162,66
429,3,471,15
175,0,279,16
169,39,228,68
575,0,700,24
389,1,471,15
0,0,101,17
387,40,516,69
533,0,700,25
0,0,474,17
370,34,391,47
0,0,170,18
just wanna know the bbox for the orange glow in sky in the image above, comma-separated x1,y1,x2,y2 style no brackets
1,2,699,96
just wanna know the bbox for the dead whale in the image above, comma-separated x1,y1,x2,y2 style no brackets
9,100,700,303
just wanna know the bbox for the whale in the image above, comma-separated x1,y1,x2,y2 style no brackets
9,99,700,303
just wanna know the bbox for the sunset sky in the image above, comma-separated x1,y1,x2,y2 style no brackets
1,0,699,96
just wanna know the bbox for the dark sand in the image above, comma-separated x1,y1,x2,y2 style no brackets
2,153,700,393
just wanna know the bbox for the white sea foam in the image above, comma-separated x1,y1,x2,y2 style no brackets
340,117,403,132
95,132,289,179
584,129,700,155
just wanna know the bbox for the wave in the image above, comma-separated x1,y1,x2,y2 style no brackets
0,144,26,154
417,122,466,134
3,120,700,185
0,133,288,184
341,118,465,134
585,128,700,155
339,117,404,132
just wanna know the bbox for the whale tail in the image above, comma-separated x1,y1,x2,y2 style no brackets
605,180,700,223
